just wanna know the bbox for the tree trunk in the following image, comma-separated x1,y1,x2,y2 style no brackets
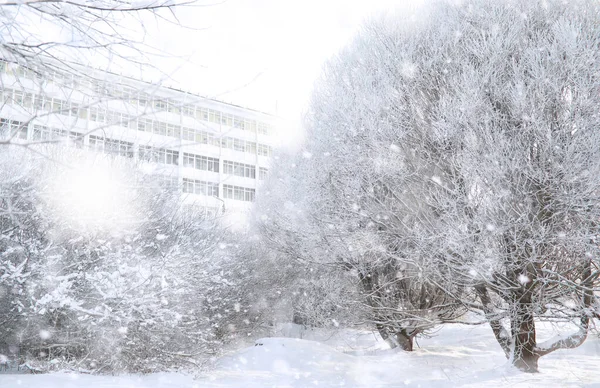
376,325,414,351
394,330,414,351
511,306,539,373
475,285,511,357
476,283,540,372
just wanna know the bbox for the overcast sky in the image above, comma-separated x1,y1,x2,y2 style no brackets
130,0,423,141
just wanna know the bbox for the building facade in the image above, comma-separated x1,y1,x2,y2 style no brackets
0,60,279,211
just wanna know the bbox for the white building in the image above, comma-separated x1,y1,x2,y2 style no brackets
0,59,280,211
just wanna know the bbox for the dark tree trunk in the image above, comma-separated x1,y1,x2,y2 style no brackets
394,329,414,351
376,325,414,351
511,304,539,373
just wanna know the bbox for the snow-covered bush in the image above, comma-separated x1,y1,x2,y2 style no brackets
0,147,229,373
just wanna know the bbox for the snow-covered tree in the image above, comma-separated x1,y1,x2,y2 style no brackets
294,0,600,372
255,141,464,351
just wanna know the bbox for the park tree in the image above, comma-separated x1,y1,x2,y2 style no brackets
262,0,600,371
255,142,465,351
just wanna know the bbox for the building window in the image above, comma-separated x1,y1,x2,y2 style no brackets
246,141,257,154
259,167,268,180
153,99,168,110
165,149,178,165
88,134,104,151
182,105,195,117
13,91,24,105
233,117,243,129
168,99,180,114
258,122,271,135
107,111,132,128
258,144,272,157
233,138,245,152
182,127,195,141
208,109,220,123
245,120,257,132
90,107,106,123
69,102,79,117
199,108,209,121
166,123,179,137
155,121,167,136
221,113,233,127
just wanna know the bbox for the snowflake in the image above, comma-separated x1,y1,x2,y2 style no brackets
431,176,442,185
518,274,530,285
39,330,51,340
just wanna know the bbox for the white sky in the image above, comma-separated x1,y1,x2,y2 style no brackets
134,0,423,141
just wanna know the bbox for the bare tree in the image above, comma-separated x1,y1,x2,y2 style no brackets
0,0,207,149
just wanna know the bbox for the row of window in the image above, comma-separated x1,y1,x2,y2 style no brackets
2,117,269,182
0,118,27,140
223,160,256,179
0,121,84,146
0,120,260,202
182,180,256,202
223,184,255,202
89,135,134,158
0,61,276,135
182,178,219,197
182,153,220,173
33,125,82,145
0,88,274,157
181,154,268,179
181,127,220,146
1,89,81,117
139,145,179,165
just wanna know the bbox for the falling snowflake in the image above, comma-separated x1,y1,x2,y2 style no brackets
518,274,530,285
39,330,51,340
401,62,417,79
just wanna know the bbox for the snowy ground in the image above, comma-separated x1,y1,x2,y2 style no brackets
2,322,600,387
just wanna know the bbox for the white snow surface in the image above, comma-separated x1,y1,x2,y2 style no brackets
2,323,600,387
